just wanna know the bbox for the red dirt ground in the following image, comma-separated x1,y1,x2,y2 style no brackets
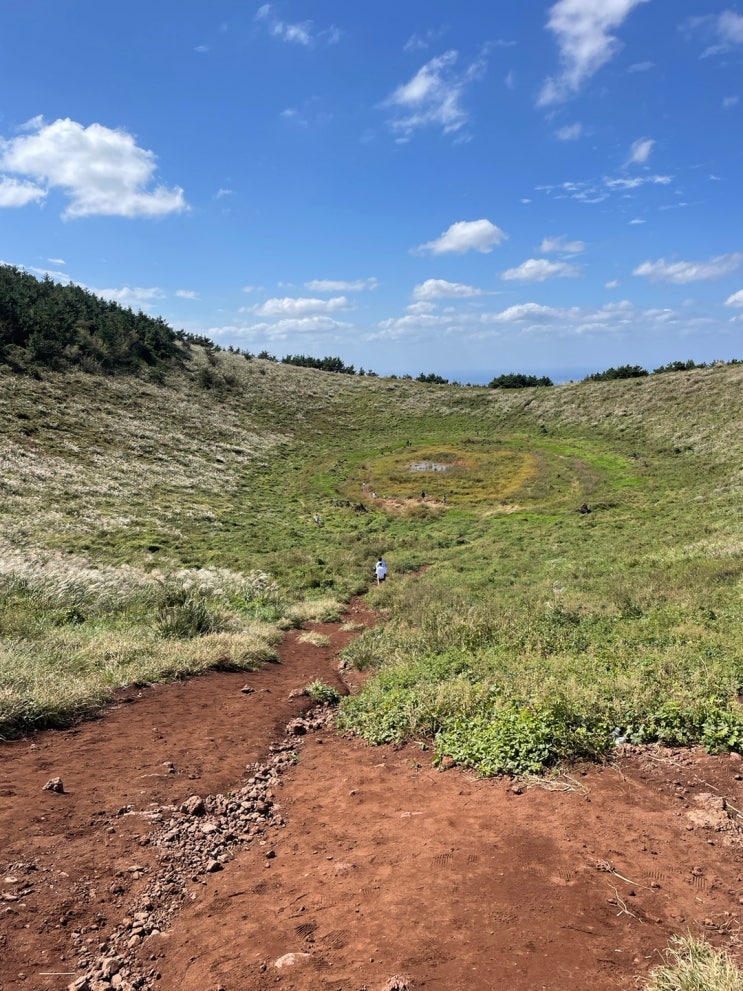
2,599,742,991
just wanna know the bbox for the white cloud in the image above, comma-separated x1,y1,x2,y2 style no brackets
724,289,743,306
176,289,199,299
539,235,585,254
605,174,670,190
412,278,484,301
629,217,646,224
484,303,563,324
415,218,507,255
723,95,740,108
215,187,233,198
252,295,351,317
0,175,47,207
0,117,186,219
556,122,583,141
627,60,654,73
633,253,743,284
605,279,620,288
627,137,654,165
48,257,66,265
539,172,672,205
95,286,165,307
406,301,437,315
404,27,447,52
719,10,743,44
501,258,581,281
304,277,379,292
538,0,651,106
254,4,339,47
383,50,486,137
207,315,352,343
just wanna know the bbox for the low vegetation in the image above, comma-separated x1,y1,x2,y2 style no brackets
0,331,741,777
643,934,743,991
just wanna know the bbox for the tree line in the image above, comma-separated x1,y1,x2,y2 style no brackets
0,265,188,374
1,266,739,384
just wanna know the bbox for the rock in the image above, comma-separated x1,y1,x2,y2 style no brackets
439,756,456,770
43,777,65,793
180,796,205,816
240,685,255,694
381,977,410,991
286,719,307,736
274,952,311,969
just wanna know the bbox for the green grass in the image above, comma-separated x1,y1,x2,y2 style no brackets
1,354,742,767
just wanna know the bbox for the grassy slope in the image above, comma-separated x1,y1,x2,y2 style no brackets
0,352,741,764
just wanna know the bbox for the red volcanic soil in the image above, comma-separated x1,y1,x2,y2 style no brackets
2,599,742,991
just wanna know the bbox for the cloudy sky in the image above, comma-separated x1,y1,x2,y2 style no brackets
2,1,742,380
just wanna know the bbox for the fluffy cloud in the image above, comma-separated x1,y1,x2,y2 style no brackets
0,175,46,207
383,50,486,137
252,295,351,317
633,253,743,283
539,235,585,254
304,277,378,292
724,289,743,306
627,137,654,165
0,117,186,218
175,289,199,299
501,258,581,281
538,0,651,106
412,278,484,301
416,219,507,255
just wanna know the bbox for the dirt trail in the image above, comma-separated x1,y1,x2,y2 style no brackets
1,599,742,991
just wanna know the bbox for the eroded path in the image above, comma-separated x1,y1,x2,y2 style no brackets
1,600,742,991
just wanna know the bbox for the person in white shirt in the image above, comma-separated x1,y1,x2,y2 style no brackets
375,557,387,584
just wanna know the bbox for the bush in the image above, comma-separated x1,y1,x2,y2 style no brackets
584,364,648,381
488,373,553,389
305,680,341,704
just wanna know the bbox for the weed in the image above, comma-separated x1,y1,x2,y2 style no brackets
643,934,743,991
305,680,341,704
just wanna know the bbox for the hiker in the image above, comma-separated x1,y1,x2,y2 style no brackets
375,557,387,584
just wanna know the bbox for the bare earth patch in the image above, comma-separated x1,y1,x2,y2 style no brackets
1,601,742,991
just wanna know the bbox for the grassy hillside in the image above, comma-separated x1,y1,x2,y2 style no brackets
1,352,741,768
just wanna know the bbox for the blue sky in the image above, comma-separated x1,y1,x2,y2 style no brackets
1,1,742,380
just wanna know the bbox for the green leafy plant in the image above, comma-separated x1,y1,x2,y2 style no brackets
305,680,341,704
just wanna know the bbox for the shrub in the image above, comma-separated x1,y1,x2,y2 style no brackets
305,680,341,704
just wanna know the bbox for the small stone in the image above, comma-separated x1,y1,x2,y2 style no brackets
43,777,65,793
274,952,311,969
439,756,455,771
